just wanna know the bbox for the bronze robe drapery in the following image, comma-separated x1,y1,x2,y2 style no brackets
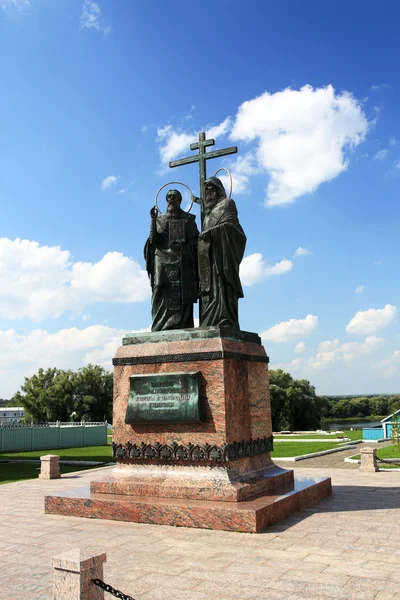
198,197,246,329
144,210,199,331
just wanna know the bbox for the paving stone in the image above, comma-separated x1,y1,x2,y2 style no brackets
0,463,399,599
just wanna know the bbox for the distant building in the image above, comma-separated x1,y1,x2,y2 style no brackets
381,409,400,438
362,408,400,440
0,407,25,424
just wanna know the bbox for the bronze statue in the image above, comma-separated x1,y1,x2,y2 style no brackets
144,190,199,331
198,177,246,329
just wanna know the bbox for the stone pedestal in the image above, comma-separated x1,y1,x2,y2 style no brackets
45,328,331,532
360,447,379,472
39,454,60,480
51,548,106,599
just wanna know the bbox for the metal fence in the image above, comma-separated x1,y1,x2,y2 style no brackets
0,422,108,452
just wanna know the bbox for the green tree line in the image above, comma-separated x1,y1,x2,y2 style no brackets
8,364,400,430
12,365,113,423
270,369,400,431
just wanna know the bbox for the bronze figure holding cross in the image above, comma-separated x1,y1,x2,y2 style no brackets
145,132,246,331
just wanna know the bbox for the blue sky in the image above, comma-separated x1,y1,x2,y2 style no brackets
1,0,400,397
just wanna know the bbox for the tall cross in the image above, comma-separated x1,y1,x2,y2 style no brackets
169,131,237,227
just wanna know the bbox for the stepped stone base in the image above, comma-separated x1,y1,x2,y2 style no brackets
90,461,294,502
45,475,332,533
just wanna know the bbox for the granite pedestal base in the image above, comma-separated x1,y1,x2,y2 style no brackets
45,328,332,532
45,476,332,533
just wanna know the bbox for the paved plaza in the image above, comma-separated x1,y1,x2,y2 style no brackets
0,461,399,600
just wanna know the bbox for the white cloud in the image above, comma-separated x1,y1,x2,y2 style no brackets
230,85,369,206
294,341,306,353
219,152,261,196
341,336,385,363
240,253,292,286
374,149,388,161
80,0,110,35
307,339,341,370
293,247,312,258
260,314,318,343
389,137,398,147
157,118,231,169
308,336,385,371
207,117,232,140
116,188,126,195
0,238,150,321
101,175,119,190
355,285,365,294
0,325,122,397
370,84,389,91
272,357,303,372
394,159,400,170
378,350,400,379
346,304,396,335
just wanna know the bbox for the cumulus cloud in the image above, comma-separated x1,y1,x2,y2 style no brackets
346,304,396,335
101,175,119,190
355,285,365,294
341,336,385,363
207,117,232,140
240,253,292,285
260,314,318,343
0,325,125,397
394,160,400,170
308,336,385,370
80,0,110,35
293,247,312,258
0,238,150,321
230,85,369,206
157,118,231,169
219,152,261,195
294,341,306,353
374,149,388,161
272,357,303,372
378,350,400,379
389,137,398,147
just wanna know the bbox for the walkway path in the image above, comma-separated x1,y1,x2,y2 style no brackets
275,441,392,469
0,463,399,599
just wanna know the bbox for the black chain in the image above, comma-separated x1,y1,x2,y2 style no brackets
376,456,400,466
92,578,137,600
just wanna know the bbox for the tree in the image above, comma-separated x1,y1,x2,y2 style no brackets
391,413,400,450
13,367,75,422
12,364,113,423
269,369,323,431
74,365,113,422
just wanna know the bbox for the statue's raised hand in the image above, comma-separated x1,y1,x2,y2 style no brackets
150,206,159,219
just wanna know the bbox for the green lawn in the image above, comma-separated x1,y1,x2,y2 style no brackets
351,445,400,468
0,463,101,485
271,441,343,458
0,444,113,463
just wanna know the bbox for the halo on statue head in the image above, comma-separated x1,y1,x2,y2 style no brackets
213,167,233,198
154,181,194,215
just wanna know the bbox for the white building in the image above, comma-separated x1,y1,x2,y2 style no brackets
0,407,25,424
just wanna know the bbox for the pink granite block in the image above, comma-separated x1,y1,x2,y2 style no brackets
360,447,379,472
39,454,60,480
52,548,106,599
45,476,332,533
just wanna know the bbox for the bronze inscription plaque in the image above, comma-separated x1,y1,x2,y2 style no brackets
125,371,202,425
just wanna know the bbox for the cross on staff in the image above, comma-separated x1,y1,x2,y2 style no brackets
169,131,237,227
